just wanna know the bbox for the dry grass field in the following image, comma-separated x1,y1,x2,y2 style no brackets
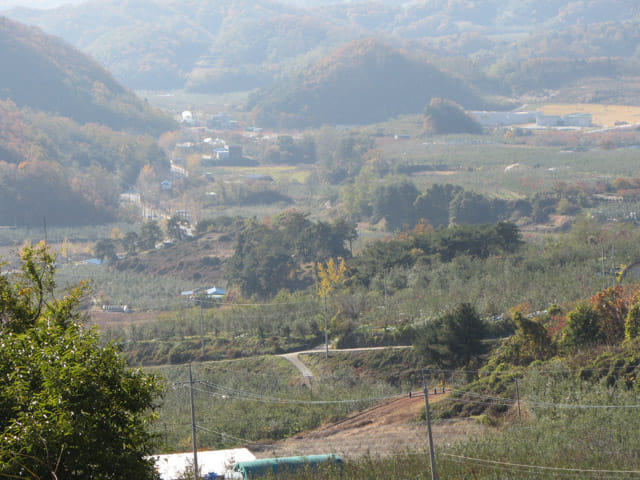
539,103,640,128
213,164,313,183
253,394,489,460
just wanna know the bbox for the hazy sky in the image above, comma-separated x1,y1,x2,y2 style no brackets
0,0,84,9
0,0,366,9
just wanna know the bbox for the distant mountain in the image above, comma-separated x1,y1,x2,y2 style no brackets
0,16,173,226
4,0,355,91
4,0,640,95
0,16,174,134
248,39,484,128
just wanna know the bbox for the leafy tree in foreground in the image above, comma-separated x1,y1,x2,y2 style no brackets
0,243,162,479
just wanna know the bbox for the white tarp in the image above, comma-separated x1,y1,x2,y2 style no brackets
151,448,256,479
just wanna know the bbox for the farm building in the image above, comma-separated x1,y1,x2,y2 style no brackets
536,112,592,127
215,148,229,161
181,286,227,300
471,111,538,126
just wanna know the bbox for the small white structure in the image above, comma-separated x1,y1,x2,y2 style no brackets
101,304,130,313
181,111,194,124
151,448,255,480
205,287,227,299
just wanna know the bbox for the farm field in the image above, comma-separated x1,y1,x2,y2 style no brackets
538,103,640,128
210,164,313,183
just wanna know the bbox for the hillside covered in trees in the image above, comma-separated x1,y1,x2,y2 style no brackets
0,16,174,226
247,39,484,128
0,16,174,134
5,0,640,100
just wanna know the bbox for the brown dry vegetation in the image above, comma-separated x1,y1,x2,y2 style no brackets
539,103,640,127
252,394,489,459
112,232,234,283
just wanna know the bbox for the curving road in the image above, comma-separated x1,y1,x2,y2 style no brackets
279,345,411,384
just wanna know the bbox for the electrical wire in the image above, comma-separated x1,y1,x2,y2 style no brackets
441,453,640,476
186,381,405,405
195,424,278,449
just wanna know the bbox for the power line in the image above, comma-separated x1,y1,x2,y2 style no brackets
184,382,404,405
445,389,640,409
194,424,278,450
441,453,640,476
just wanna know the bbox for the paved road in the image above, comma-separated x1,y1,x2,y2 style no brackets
279,345,411,383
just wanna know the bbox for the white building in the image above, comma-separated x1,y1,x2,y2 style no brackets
151,448,255,479
181,111,195,125
471,111,538,126
536,112,592,127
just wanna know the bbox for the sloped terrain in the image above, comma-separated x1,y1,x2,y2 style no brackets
0,16,173,134
254,394,488,459
112,232,234,283
249,39,483,128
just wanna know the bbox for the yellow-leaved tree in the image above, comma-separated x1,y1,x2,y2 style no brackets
317,257,347,357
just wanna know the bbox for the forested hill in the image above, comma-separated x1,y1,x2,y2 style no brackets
4,0,640,93
248,39,483,128
0,16,174,135
0,16,174,227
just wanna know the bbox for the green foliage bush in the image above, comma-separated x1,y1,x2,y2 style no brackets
0,244,161,478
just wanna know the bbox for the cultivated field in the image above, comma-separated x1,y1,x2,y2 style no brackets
539,103,640,128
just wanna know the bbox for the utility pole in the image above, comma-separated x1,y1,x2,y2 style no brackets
515,378,522,422
189,363,199,480
422,370,438,480
601,244,606,290
199,304,205,356
323,292,328,359
612,241,616,288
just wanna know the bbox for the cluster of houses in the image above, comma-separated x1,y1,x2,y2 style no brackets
472,110,593,128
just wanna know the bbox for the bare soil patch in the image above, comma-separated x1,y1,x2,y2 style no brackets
87,309,162,330
252,394,488,459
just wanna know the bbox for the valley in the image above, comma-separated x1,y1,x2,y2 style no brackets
2,1,640,478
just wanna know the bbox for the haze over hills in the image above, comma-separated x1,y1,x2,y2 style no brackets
0,16,174,134
5,0,640,95
249,38,484,128
0,16,174,226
